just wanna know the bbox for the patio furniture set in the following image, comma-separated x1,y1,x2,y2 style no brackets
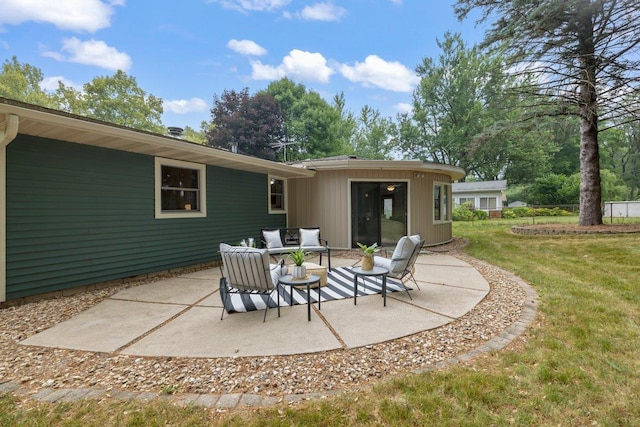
219,228,424,322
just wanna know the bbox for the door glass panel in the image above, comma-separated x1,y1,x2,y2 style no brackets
351,182,379,247
380,183,407,246
352,182,407,248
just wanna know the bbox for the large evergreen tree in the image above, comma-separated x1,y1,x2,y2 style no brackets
455,0,640,225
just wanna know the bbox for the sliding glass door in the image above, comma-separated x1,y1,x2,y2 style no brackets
351,182,407,248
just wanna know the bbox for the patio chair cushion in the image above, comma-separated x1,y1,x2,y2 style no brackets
374,235,419,276
263,229,284,249
219,243,285,291
299,228,321,247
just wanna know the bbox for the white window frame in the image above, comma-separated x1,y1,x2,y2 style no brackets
269,175,287,214
155,157,207,219
433,182,452,223
479,196,497,210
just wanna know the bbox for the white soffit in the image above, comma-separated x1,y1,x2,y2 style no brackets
0,99,313,179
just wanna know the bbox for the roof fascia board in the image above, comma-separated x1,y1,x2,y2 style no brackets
300,158,465,180
0,102,313,178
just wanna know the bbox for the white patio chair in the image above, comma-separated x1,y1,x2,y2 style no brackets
373,235,424,299
219,243,287,322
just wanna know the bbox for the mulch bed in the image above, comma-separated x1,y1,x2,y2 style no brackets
511,223,640,235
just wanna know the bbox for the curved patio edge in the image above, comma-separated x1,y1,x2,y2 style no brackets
2,255,539,411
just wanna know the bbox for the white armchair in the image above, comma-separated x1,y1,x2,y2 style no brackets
373,235,424,299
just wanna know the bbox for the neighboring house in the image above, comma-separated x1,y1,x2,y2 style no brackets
1,98,464,303
508,200,527,208
288,157,465,249
452,180,507,218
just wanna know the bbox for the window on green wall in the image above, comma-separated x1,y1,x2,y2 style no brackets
269,176,286,213
155,157,207,219
434,182,451,222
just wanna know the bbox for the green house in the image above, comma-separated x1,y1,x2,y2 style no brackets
0,98,312,303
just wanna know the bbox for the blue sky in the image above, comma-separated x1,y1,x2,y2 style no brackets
0,0,489,130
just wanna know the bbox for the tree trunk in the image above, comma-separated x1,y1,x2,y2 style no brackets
578,7,602,226
579,113,602,225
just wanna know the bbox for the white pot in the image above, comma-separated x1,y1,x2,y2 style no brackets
292,265,306,279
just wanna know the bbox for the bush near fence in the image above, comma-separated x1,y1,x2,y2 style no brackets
502,206,574,219
453,204,576,221
452,202,489,221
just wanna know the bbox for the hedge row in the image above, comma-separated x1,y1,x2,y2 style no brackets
453,203,574,221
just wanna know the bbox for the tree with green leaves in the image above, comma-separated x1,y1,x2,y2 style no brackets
206,88,283,161
600,116,640,200
263,78,349,160
351,105,394,160
455,0,640,225
0,56,56,107
402,32,555,181
55,70,165,133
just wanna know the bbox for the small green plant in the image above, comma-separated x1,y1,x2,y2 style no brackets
161,384,179,395
287,247,307,266
356,242,380,255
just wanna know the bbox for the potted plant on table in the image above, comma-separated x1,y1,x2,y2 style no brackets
356,242,379,270
288,247,308,279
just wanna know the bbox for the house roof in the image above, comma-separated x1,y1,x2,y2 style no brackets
0,97,313,179
291,155,466,180
452,180,507,192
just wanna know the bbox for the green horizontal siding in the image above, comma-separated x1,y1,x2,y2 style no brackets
6,135,286,300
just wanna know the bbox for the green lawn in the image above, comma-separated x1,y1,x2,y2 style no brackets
2,219,639,426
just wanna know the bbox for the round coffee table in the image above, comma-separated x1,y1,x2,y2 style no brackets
351,266,389,306
278,274,321,321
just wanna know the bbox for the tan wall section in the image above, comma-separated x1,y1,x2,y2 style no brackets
288,169,453,249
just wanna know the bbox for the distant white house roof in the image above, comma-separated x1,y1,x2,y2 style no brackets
452,180,507,193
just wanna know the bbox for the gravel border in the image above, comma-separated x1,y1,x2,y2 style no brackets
0,239,538,406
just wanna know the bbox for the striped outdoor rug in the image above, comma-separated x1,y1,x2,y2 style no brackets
220,266,409,314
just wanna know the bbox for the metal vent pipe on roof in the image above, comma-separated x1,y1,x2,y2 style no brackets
167,127,184,138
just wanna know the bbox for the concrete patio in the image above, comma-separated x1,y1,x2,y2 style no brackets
20,253,490,357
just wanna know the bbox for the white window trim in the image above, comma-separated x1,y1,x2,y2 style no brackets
155,157,207,219
268,175,287,214
434,181,452,223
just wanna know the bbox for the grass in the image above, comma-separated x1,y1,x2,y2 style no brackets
2,218,639,425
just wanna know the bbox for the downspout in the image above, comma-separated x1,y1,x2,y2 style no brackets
1,114,19,303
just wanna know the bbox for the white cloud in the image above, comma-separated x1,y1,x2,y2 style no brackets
390,0,403,4
250,49,334,83
299,2,347,21
40,75,80,91
207,0,290,13
340,55,419,92
163,98,209,114
394,102,413,114
227,39,267,56
249,60,285,80
0,0,121,32
44,37,132,71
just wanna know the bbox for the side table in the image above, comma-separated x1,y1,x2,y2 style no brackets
278,274,321,321
351,266,389,306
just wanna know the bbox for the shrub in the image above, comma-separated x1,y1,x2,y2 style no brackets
453,202,475,221
502,209,517,219
511,206,533,217
473,210,488,220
